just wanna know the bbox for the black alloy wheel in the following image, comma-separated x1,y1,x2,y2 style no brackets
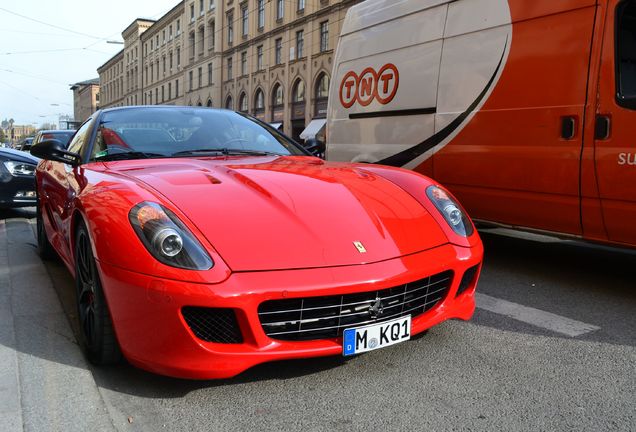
74,220,122,365
36,200,55,260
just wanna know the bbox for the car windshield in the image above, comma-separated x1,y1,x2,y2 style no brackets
42,132,74,147
91,107,305,161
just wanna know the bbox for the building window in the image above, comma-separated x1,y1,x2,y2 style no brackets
241,5,248,37
293,79,305,102
177,47,181,67
257,45,263,71
169,25,173,40
198,26,205,55
296,30,304,59
257,0,265,29
169,51,173,71
298,0,305,11
227,12,234,44
209,21,215,50
198,67,202,88
150,64,154,82
209,0,215,9
199,0,204,16
149,91,152,104
277,0,284,20
189,70,193,91
162,56,166,76
207,99,213,107
208,62,213,84
315,73,329,99
227,57,233,79
177,19,181,35
156,60,159,79
272,84,283,108
161,85,165,103
239,92,248,112
254,89,264,111
175,79,179,98
241,51,247,76
168,82,172,100
150,39,154,50
189,32,195,58
190,4,195,22
275,38,282,65
162,30,166,44
320,21,329,52
225,95,233,110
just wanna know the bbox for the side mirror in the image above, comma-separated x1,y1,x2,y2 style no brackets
303,138,326,158
30,139,81,166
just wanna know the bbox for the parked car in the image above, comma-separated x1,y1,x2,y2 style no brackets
17,137,33,151
31,106,483,379
0,147,39,208
31,130,75,150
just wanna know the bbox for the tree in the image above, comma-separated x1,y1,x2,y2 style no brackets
0,129,5,142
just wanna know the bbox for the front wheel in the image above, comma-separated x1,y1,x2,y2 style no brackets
74,220,122,365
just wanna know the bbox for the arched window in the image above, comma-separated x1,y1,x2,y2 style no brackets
272,83,284,108
314,72,330,118
197,101,203,106
225,95,233,110
315,73,330,99
254,88,265,110
239,92,248,112
292,79,305,103
206,99,213,107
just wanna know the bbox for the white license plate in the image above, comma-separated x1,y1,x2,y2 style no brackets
342,315,411,356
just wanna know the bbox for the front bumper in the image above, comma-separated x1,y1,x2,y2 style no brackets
97,242,483,379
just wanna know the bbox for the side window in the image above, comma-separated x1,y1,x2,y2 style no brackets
616,0,636,109
67,119,93,155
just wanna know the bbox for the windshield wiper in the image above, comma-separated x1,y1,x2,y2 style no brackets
171,148,282,157
95,151,167,161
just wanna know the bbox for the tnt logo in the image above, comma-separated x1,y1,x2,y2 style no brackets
339,64,400,109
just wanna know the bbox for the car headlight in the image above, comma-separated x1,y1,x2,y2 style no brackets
426,185,474,237
129,202,213,270
3,161,36,176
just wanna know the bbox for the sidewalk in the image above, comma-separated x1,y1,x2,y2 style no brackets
0,218,115,432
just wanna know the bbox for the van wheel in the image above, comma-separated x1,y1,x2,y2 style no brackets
74,221,122,365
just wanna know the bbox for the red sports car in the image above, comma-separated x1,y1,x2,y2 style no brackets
31,106,483,379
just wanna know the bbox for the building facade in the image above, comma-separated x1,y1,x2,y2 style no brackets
97,0,359,141
70,78,100,123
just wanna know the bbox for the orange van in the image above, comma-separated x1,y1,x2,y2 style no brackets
327,0,636,248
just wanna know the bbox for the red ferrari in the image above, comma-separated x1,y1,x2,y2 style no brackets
31,106,483,379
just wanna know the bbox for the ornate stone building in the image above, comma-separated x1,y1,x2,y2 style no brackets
97,0,359,141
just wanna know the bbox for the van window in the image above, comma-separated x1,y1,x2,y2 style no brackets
616,0,636,108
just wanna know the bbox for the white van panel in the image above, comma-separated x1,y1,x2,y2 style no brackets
445,0,512,38
340,0,450,37
336,5,446,65
436,25,511,131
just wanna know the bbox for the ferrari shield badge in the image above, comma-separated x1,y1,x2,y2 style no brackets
353,241,367,253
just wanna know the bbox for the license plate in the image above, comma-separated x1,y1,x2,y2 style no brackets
342,315,411,356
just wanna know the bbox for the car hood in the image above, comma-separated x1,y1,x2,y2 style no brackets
0,147,39,164
114,156,449,271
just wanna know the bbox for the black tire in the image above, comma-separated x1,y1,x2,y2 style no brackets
74,220,122,365
36,203,55,260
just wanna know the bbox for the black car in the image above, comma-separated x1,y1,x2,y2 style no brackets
29,130,75,151
0,147,39,208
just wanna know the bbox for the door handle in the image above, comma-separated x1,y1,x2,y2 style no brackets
561,116,576,140
595,115,611,140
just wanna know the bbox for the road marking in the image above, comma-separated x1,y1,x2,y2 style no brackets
475,293,600,337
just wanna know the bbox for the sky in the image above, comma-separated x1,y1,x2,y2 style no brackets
0,0,179,127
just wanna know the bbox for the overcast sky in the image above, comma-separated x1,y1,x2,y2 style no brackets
0,0,179,127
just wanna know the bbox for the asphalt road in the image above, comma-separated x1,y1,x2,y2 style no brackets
2,208,635,431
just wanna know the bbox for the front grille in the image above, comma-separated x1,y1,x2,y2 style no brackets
258,271,453,341
182,307,243,344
